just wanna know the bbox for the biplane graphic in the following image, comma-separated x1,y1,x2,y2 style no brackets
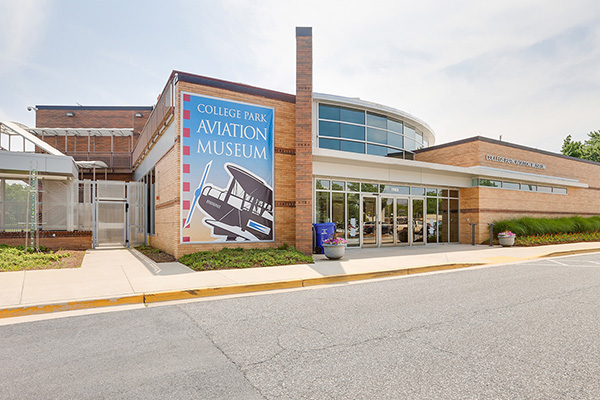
192,163,273,241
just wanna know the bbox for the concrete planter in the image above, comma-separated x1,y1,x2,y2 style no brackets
498,236,516,247
323,244,346,260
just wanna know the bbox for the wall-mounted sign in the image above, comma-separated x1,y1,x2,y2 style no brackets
180,93,274,244
485,154,546,170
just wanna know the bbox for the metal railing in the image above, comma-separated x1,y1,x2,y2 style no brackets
70,152,132,170
132,77,175,167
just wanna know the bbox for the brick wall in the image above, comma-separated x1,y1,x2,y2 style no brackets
418,138,600,243
146,79,297,258
0,231,92,250
295,27,313,255
36,108,150,134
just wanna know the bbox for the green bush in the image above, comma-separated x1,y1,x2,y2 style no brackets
179,246,313,271
492,216,600,238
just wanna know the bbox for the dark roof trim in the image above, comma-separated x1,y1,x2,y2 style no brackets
416,135,600,166
173,70,296,104
36,105,154,111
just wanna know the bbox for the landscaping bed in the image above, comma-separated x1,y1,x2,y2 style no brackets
135,245,177,263
515,232,600,246
0,244,85,272
487,216,600,246
179,246,314,271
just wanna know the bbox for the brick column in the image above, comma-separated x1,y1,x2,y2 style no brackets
295,27,313,255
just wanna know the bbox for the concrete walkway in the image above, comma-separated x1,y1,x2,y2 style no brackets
2,242,600,319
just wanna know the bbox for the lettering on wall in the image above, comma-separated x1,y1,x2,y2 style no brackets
485,154,546,170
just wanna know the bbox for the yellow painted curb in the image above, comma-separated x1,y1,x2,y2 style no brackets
143,280,304,304
539,248,600,258
0,262,485,319
301,263,481,287
0,294,144,319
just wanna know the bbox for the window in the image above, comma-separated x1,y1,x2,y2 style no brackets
332,181,345,191
381,185,410,195
502,182,520,190
319,138,339,150
367,112,387,129
367,128,387,144
341,124,365,140
316,179,330,190
367,144,388,156
317,103,428,158
411,187,425,196
538,186,552,193
315,192,330,223
340,108,365,124
361,183,378,193
319,121,340,138
340,141,364,153
553,187,567,195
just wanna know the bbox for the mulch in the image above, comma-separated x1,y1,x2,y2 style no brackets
135,247,177,263
45,250,87,270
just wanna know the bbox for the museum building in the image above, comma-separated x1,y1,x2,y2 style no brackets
1,27,599,257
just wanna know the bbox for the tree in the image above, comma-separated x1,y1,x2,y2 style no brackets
561,131,600,162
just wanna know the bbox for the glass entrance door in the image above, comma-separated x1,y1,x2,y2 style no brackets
396,198,409,245
362,196,378,247
380,197,395,246
412,198,424,244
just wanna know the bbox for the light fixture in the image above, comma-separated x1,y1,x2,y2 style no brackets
66,112,75,117
134,113,143,118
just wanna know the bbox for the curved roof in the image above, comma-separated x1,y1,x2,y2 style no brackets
313,93,435,146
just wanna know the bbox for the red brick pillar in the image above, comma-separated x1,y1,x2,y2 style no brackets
295,27,313,255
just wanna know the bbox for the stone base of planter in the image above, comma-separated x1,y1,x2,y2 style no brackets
499,236,515,247
323,244,346,259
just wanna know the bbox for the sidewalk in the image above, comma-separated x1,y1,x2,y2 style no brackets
2,242,600,319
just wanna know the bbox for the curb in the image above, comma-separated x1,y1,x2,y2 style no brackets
539,248,600,258
3,247,599,320
0,262,483,319
0,294,144,319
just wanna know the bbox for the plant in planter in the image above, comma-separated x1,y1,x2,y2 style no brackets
497,231,516,247
322,236,347,260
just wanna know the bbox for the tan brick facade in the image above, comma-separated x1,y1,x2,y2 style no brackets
0,231,92,250
295,27,313,255
144,76,297,258
36,107,150,133
416,137,600,243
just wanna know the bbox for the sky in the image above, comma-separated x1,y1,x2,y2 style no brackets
1,0,599,153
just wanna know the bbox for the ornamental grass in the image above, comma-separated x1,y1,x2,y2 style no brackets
515,232,600,246
492,216,600,238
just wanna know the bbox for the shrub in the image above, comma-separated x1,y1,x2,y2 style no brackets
492,216,600,238
179,247,313,271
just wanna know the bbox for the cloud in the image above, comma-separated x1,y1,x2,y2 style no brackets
0,0,50,75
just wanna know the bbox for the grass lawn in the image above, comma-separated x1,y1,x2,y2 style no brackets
179,246,314,271
0,244,85,272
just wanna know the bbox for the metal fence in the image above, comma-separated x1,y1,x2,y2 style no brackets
0,178,145,248
132,78,175,167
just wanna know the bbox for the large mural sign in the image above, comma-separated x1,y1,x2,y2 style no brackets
180,93,274,243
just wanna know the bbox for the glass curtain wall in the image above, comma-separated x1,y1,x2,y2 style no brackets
317,104,426,160
315,179,460,246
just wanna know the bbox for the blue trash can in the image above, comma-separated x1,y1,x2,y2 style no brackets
312,222,335,254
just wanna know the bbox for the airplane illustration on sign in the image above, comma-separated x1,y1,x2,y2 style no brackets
184,162,274,241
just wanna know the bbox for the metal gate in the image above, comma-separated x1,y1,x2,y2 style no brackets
92,181,145,248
